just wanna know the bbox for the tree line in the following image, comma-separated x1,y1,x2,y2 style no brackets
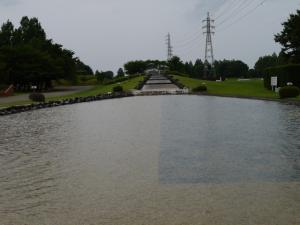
167,56,251,80
0,17,92,91
122,55,280,80
121,50,289,80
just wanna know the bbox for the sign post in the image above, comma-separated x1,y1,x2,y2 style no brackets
271,77,278,92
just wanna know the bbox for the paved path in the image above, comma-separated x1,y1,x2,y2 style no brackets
141,73,180,92
0,86,92,104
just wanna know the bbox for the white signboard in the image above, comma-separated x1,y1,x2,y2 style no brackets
271,76,278,87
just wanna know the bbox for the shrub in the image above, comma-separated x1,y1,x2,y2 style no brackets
29,93,46,102
264,64,300,89
192,85,208,92
279,86,300,99
112,86,124,93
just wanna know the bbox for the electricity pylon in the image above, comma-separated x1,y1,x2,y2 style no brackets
202,12,216,80
166,33,173,61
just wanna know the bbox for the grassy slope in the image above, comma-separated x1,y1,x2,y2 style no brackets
48,75,144,101
0,76,144,108
174,75,280,99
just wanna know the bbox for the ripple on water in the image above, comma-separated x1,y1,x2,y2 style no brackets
0,96,299,225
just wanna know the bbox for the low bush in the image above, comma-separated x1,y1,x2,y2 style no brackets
192,85,208,92
29,93,46,102
112,86,124,93
279,86,300,99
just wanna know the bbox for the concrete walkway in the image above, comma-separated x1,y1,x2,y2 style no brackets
0,86,92,104
141,73,180,92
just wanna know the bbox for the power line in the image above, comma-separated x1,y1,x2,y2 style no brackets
174,31,202,49
173,29,202,45
218,0,268,32
216,0,253,27
175,38,204,58
208,0,227,17
172,0,232,50
214,0,240,20
174,0,264,45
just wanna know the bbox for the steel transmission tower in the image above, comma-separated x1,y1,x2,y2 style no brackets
166,33,173,60
202,12,216,80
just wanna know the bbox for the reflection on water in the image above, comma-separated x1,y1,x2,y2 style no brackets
0,96,299,225
159,96,300,184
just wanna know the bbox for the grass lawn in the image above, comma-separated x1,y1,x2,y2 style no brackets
174,75,281,99
0,76,144,108
48,75,144,101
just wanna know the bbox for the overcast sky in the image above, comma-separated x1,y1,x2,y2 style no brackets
0,0,300,72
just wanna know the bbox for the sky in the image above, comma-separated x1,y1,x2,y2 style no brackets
0,0,299,72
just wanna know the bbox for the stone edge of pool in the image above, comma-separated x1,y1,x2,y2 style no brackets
0,91,299,116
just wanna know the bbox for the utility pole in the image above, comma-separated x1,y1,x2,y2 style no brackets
202,12,216,80
166,33,173,61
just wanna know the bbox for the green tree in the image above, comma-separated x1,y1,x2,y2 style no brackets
254,53,282,76
124,61,147,75
275,10,300,62
95,70,102,82
193,59,204,78
0,21,14,46
18,16,46,44
184,61,194,76
215,59,249,79
0,16,78,90
168,56,184,72
95,71,114,82
247,69,257,78
117,68,125,77
0,45,60,90
123,60,167,75
75,59,93,75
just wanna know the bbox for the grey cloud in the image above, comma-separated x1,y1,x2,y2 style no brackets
0,0,20,6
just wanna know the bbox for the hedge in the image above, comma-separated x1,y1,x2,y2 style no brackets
279,86,300,99
264,64,300,89
192,85,208,92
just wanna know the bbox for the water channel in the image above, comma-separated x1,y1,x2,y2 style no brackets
0,95,299,225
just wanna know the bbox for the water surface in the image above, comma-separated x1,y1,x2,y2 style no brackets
0,96,299,225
